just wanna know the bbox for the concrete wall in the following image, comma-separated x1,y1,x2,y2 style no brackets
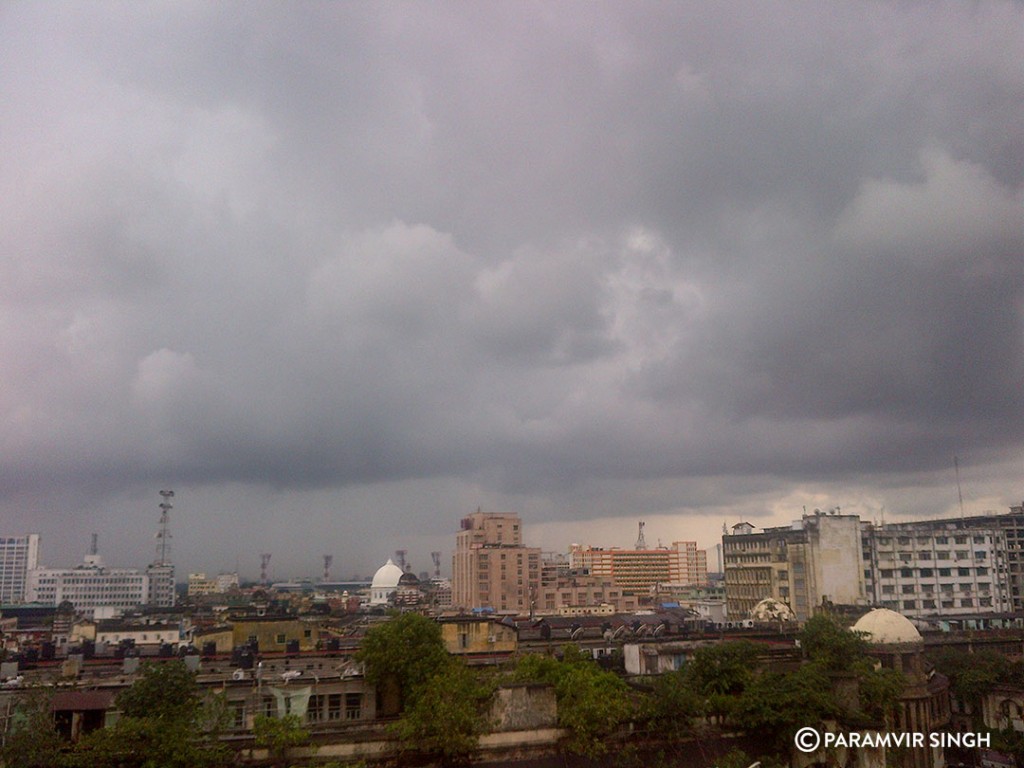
488,684,557,732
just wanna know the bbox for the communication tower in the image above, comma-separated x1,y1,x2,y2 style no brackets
431,551,442,578
260,553,272,585
155,490,174,565
395,549,408,571
635,521,647,550
323,554,333,581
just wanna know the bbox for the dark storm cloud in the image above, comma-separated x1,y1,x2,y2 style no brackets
1,2,1022,574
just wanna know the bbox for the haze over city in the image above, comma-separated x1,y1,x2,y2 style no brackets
2,2,1022,580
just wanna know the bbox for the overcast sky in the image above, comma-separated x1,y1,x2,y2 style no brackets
2,2,1022,581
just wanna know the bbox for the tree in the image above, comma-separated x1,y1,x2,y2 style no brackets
64,660,231,768
0,688,65,768
354,613,450,710
513,647,634,757
393,661,493,765
682,640,759,721
800,614,869,672
733,662,841,753
254,714,311,768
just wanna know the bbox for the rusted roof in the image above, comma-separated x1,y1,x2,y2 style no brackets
52,690,115,711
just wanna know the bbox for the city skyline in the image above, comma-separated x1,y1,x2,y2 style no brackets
2,3,1022,580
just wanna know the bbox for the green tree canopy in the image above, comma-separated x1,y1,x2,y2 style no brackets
354,613,450,709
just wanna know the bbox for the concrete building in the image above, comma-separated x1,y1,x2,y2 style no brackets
25,554,152,618
723,511,867,621
188,572,240,597
568,540,708,592
452,512,541,613
863,520,1008,617
0,533,40,603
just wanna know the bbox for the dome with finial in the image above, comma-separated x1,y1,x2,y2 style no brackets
852,608,922,644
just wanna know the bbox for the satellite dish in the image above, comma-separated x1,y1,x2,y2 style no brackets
232,669,245,680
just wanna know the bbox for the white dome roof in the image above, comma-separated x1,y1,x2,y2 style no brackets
852,608,922,644
371,559,405,590
749,597,796,622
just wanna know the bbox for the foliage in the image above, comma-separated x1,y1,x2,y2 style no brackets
354,613,450,709
682,640,759,720
0,688,65,768
115,659,202,723
513,647,634,757
64,660,232,768
856,664,905,725
640,669,702,741
733,662,841,752
931,648,1011,712
800,614,869,672
253,714,310,767
393,660,494,765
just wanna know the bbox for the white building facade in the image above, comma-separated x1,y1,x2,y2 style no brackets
25,554,151,618
863,522,1009,617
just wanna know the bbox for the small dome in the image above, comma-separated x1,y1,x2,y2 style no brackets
371,559,405,590
749,597,796,622
852,608,922,644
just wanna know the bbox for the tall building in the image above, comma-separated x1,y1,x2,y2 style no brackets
862,520,1008,617
723,511,866,621
452,512,541,613
0,533,40,603
568,540,708,592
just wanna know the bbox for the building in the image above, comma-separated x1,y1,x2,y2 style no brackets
25,554,152,618
369,559,405,606
145,563,175,608
452,512,541,613
568,539,708,592
188,572,241,597
862,519,1008,618
723,511,866,621
0,533,40,603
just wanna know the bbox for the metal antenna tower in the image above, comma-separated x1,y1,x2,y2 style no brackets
260,553,272,585
395,549,408,571
955,455,965,520
431,551,442,578
155,490,174,565
322,554,333,581
90,533,98,556
635,521,647,550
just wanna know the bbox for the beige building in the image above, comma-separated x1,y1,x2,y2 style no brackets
568,540,708,592
723,511,866,620
439,616,518,654
452,512,541,613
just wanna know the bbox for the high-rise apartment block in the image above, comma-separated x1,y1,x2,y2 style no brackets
568,540,708,592
723,511,866,621
863,521,1008,616
724,502,1024,622
452,512,540,613
0,533,40,603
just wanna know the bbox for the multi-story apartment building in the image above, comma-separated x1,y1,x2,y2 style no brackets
568,540,708,592
0,534,40,603
452,512,541,613
26,554,153,618
862,521,1008,617
723,511,866,621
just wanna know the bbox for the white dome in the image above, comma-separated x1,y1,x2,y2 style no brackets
749,597,796,622
852,608,923,644
371,559,404,589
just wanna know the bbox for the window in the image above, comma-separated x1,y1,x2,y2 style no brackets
939,568,951,577
919,551,932,560
276,633,286,644
882,585,895,594
974,536,986,544
961,598,974,608
903,600,916,610
898,537,910,545
920,568,933,577
327,694,342,720
880,569,893,578
345,693,362,720
937,551,950,560
955,536,967,544
976,551,987,560
955,551,969,560
229,700,246,728
901,568,913,578
261,697,276,717
902,585,915,594
958,568,970,577
922,599,936,609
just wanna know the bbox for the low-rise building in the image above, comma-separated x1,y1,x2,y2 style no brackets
439,616,518,655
